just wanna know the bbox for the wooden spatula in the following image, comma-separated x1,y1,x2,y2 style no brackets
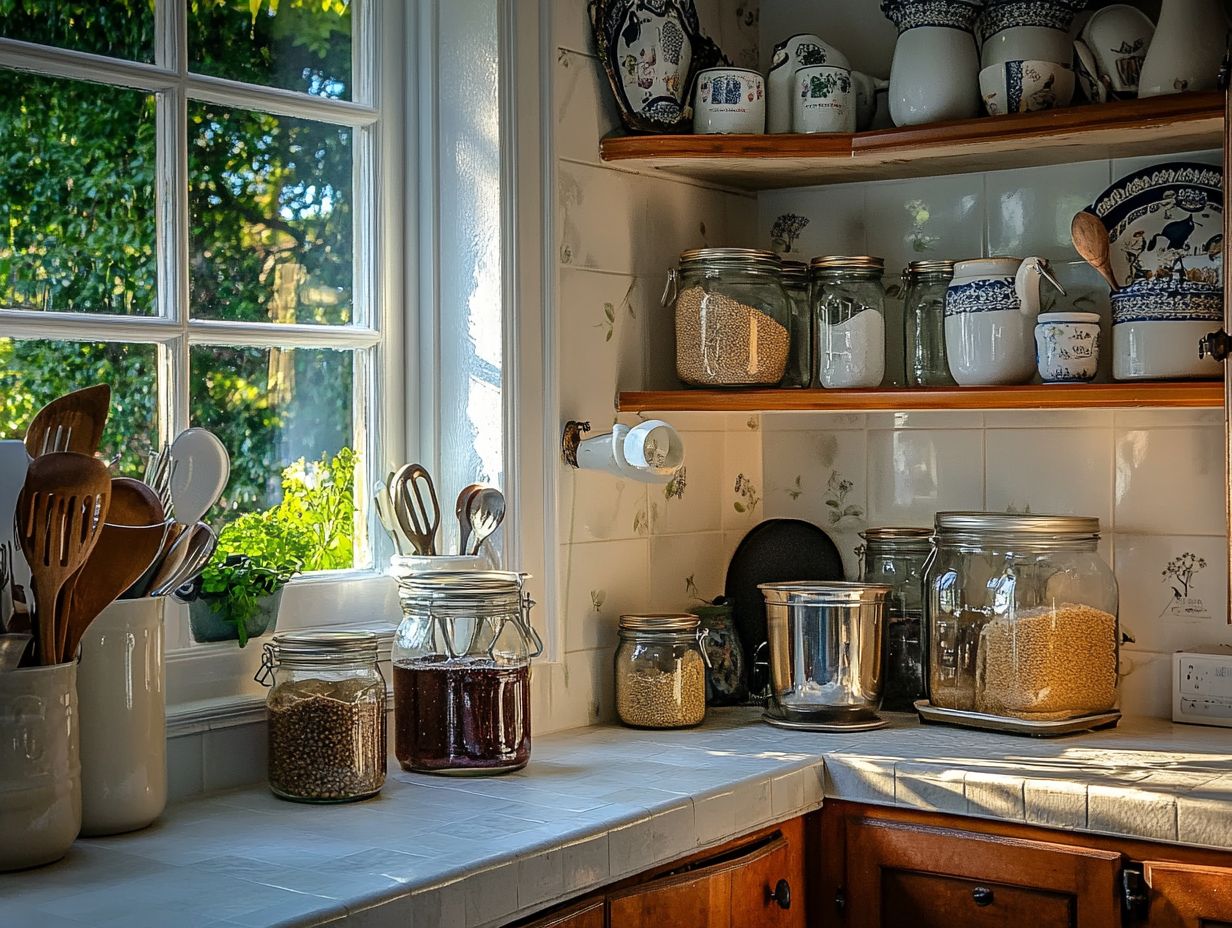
61,521,168,662
24,384,111,458
1071,211,1119,291
15,452,111,665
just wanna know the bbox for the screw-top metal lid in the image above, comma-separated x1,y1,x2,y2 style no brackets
780,259,809,284
618,613,700,632
861,527,933,548
903,259,955,279
934,512,1101,536
678,247,782,272
257,631,380,683
810,255,885,273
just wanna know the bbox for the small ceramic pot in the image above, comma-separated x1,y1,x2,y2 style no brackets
189,587,284,644
979,59,1075,114
78,597,166,836
881,0,984,126
978,0,1087,67
1138,0,1227,97
0,661,80,872
693,67,765,134
1081,4,1155,97
1111,281,1223,380
768,34,850,133
944,256,1058,385
1035,311,1101,382
793,65,855,133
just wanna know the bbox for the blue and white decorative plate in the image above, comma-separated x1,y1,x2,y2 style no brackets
1087,161,1224,289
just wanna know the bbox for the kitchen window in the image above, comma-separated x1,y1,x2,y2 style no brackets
0,0,406,649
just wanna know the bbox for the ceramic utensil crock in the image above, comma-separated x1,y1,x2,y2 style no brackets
0,660,80,871
1137,0,1228,97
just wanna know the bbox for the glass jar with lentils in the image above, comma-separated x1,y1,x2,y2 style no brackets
257,631,387,803
615,614,710,729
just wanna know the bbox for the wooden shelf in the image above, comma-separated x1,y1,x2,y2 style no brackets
618,382,1225,413
599,92,1226,189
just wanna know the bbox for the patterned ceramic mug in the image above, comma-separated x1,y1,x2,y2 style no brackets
1035,311,1101,383
693,67,765,134
792,64,855,133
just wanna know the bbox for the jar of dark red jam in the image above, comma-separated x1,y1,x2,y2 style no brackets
391,570,543,775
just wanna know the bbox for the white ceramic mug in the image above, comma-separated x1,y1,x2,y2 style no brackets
0,661,80,871
78,597,166,836
693,67,765,134
767,33,850,133
793,65,855,133
1035,312,1101,383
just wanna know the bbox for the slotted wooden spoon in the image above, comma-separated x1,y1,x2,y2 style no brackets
15,452,111,665
24,384,111,458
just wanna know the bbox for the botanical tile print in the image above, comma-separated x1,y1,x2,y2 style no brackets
770,213,810,254
590,589,606,612
746,415,760,431
823,470,865,528
597,278,638,343
664,466,687,500
733,473,761,515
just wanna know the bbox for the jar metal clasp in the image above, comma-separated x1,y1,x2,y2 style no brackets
697,627,712,668
254,643,276,686
661,268,679,307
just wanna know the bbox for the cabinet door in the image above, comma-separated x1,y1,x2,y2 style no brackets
1144,861,1232,927
844,814,1123,928
520,899,606,928
608,819,805,928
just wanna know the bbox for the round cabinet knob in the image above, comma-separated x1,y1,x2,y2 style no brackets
769,879,792,910
972,886,995,907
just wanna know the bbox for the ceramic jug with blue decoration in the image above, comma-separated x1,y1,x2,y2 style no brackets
880,0,985,126
943,256,1064,385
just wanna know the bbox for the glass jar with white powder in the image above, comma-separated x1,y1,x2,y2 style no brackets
811,256,887,389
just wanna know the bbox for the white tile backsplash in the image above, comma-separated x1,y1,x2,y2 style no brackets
984,426,1114,525
867,428,986,526
1115,426,1225,536
985,161,1112,263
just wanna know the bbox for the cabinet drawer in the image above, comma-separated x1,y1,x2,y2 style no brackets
608,818,805,928
1143,861,1232,927
883,870,1073,927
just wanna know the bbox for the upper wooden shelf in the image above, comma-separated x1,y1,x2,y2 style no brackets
618,382,1225,413
599,92,1226,189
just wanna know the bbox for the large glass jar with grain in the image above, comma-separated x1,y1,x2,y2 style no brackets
257,631,386,803
924,513,1119,722
664,248,791,387
615,614,710,729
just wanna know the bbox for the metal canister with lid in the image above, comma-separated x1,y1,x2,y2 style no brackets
902,259,956,387
861,528,932,711
811,256,887,389
615,614,710,729
257,631,387,803
663,248,791,387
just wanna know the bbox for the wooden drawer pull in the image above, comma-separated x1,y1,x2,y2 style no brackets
972,887,995,907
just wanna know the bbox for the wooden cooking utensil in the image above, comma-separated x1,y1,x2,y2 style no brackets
15,452,111,665
1071,211,1119,291
109,477,166,526
24,384,111,458
61,521,168,662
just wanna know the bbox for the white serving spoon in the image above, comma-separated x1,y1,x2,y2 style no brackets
168,428,230,525
0,441,30,629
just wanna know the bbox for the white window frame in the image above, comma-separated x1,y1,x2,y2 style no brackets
0,0,409,711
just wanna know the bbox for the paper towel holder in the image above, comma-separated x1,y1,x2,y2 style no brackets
561,419,685,484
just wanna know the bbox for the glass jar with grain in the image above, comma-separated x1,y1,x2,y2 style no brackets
861,527,932,711
615,614,710,729
257,631,386,803
664,248,791,387
925,513,1119,722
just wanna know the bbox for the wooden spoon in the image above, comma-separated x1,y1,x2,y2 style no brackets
15,452,111,665
109,477,166,526
61,521,168,662
24,384,111,458
1071,211,1119,291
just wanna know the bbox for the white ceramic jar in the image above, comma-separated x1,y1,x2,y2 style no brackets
767,34,850,133
793,65,856,133
944,256,1060,385
1138,0,1227,97
0,661,80,871
978,0,1086,67
1035,311,1101,383
77,597,166,836
881,0,983,126
1111,282,1223,380
693,67,765,134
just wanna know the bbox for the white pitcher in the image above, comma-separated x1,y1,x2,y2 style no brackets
1138,0,1229,97
944,257,1063,385
881,0,983,126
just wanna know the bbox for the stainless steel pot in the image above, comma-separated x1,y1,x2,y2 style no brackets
759,581,891,724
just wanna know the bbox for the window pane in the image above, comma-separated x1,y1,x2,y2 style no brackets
189,103,353,326
0,338,157,476
190,345,356,570
0,0,154,62
189,0,352,100
0,72,157,316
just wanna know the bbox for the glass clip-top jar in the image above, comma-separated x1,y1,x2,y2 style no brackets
256,631,387,803
780,259,812,388
861,527,932,711
663,248,791,387
811,256,887,389
615,614,711,729
902,259,956,387
925,512,1119,722
393,571,543,775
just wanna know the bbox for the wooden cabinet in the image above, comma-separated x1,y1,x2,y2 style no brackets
608,819,805,928
1143,861,1232,926
520,899,605,928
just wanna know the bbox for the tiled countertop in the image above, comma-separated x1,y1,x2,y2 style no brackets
7,710,1232,928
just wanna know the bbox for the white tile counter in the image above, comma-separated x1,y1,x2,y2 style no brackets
6,710,1232,928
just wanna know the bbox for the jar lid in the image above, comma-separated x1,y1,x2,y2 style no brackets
903,259,955,278
1037,312,1100,324
935,512,1101,536
759,581,892,605
679,247,782,272
861,526,933,546
398,570,525,597
265,631,379,670
619,613,700,632
810,255,885,273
